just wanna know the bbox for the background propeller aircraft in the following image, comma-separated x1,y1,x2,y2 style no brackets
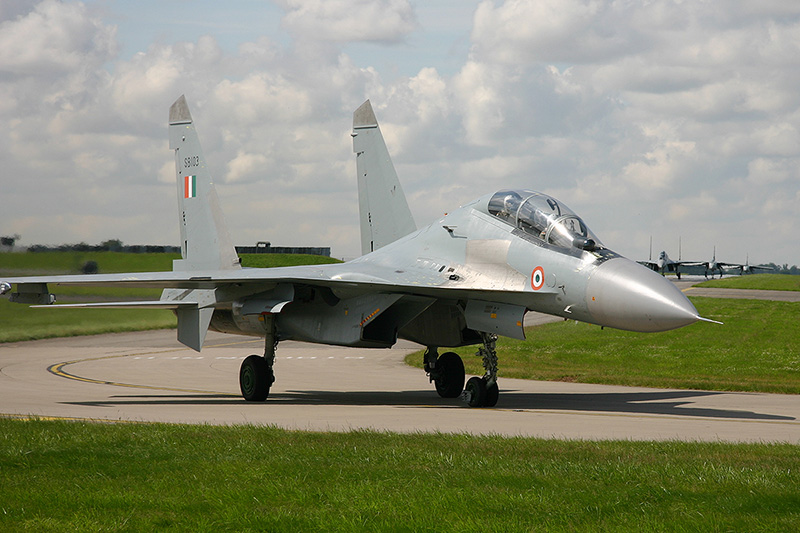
1,97,716,407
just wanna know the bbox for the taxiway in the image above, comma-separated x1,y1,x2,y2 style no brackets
1,313,798,443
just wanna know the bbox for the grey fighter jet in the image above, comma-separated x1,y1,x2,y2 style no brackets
638,250,705,280
0,96,717,407
725,255,774,276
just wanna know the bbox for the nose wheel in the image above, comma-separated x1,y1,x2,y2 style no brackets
461,333,500,407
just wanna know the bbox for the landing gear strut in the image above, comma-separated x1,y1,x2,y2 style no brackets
462,332,499,408
239,316,277,401
425,347,465,398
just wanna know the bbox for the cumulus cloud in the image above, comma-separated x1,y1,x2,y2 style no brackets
471,0,643,64
0,0,117,76
278,0,416,43
1,0,799,265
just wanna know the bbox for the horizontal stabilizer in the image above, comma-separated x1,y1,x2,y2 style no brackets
177,305,214,352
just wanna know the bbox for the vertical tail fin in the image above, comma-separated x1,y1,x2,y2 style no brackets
352,100,416,256
169,95,240,271
167,95,237,351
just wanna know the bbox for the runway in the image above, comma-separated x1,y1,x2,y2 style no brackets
1,324,798,443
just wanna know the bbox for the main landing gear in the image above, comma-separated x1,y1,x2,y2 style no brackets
424,332,500,408
240,318,277,401
425,347,465,398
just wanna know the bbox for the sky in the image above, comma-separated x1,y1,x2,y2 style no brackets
1,0,799,266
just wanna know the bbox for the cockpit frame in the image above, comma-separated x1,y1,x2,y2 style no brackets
487,189,601,252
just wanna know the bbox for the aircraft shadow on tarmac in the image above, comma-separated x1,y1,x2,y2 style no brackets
66,389,794,421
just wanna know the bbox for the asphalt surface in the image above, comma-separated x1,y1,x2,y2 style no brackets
1,289,798,442
675,281,800,302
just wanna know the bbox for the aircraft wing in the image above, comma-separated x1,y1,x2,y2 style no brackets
1,259,545,304
720,262,774,274
637,260,659,272
1,256,546,351
672,262,707,275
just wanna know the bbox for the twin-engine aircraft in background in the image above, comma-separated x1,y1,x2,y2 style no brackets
0,96,716,407
726,257,774,276
696,248,774,279
641,244,773,279
637,250,701,280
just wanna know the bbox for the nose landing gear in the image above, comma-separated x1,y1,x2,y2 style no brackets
462,333,499,408
424,332,500,408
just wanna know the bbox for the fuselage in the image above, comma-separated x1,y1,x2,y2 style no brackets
336,190,699,338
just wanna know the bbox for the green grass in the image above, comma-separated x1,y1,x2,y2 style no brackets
697,273,800,291
240,253,341,268
0,252,340,343
0,302,178,343
1,419,798,531
0,251,179,276
408,297,800,394
0,251,340,275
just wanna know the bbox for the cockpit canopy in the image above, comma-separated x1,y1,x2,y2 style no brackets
487,189,601,251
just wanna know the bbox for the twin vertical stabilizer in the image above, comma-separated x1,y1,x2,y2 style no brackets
169,95,240,272
167,95,240,351
352,100,416,255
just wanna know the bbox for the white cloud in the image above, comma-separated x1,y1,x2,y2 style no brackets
746,158,797,185
1,0,799,266
471,0,641,64
0,0,117,76
278,0,416,43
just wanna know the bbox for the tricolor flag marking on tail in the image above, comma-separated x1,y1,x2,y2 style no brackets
184,175,196,198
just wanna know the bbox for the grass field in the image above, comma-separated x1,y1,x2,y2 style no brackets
1,419,798,531
0,250,339,276
0,252,339,343
697,273,800,291
407,296,800,394
3,257,798,530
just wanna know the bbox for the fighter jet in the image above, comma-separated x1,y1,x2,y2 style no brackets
701,248,727,279
695,248,773,278
725,255,774,276
0,96,717,407
637,250,704,280
698,247,748,279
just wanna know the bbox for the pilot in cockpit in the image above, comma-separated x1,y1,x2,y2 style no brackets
530,208,550,238
499,194,518,221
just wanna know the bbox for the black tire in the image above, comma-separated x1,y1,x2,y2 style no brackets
434,352,465,398
465,376,487,407
485,382,499,407
240,355,272,402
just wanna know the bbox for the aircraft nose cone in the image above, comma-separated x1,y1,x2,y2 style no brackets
586,257,699,332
